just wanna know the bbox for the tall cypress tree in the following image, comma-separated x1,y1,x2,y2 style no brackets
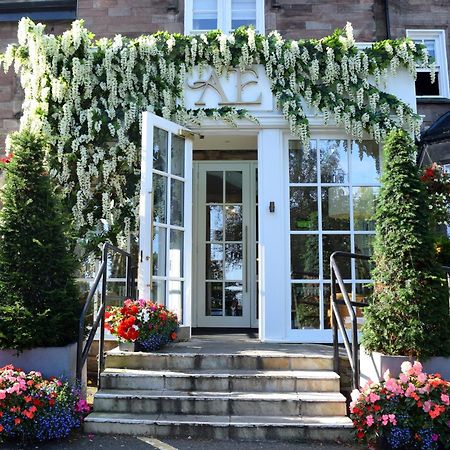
0,130,80,351
362,129,450,358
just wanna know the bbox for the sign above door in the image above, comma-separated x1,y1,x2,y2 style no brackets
185,65,273,111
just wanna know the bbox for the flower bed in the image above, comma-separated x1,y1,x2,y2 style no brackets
105,299,178,351
351,361,450,449
0,365,90,443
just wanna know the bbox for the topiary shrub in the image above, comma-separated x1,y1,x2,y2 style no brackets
361,129,450,359
0,130,80,351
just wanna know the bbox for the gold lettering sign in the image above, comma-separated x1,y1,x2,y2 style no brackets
188,68,262,106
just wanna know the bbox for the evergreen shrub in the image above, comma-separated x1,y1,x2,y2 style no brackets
0,130,80,351
361,129,450,358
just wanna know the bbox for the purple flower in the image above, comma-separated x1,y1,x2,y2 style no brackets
432,433,439,442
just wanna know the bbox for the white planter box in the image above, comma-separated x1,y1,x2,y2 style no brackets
0,342,77,381
360,345,450,387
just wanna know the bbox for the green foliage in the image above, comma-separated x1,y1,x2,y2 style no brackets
0,130,80,351
361,129,450,358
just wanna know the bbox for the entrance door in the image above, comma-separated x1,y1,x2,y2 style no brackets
195,162,257,328
138,112,193,325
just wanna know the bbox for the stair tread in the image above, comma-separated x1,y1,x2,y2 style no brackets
85,412,353,427
94,389,346,402
102,368,340,379
108,348,333,359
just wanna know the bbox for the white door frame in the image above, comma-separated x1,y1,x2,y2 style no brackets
193,160,258,328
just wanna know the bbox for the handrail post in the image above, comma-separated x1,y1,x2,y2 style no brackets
98,244,108,389
331,267,339,374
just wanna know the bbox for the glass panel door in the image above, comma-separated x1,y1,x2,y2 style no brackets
139,113,193,324
196,162,256,327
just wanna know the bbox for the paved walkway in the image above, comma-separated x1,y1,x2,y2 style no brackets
0,433,362,450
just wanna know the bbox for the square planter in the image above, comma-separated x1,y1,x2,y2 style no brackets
0,342,77,381
360,345,450,387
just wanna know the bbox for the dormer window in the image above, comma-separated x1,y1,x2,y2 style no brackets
185,0,264,35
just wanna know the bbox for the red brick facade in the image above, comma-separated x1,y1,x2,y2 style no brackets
0,0,449,147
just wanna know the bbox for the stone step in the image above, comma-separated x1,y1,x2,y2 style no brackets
105,350,334,372
83,412,353,442
101,368,341,393
93,389,347,417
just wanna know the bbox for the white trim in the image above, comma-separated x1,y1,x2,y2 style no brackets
406,29,450,99
184,0,265,35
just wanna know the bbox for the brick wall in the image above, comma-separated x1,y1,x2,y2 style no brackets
0,0,449,147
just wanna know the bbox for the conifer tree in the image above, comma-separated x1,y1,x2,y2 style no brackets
0,130,80,351
362,129,450,358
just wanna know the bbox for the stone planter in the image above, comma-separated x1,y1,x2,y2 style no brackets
360,345,450,387
118,341,135,352
0,342,77,381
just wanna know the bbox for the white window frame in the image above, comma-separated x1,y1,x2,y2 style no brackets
184,0,265,35
406,29,450,99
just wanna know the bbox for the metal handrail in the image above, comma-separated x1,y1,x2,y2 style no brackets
76,242,136,386
331,254,450,390
330,251,370,390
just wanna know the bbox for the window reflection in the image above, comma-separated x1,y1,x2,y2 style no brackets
351,141,380,184
320,139,348,183
291,284,320,329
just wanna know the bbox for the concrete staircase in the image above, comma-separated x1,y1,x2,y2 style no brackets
84,338,353,442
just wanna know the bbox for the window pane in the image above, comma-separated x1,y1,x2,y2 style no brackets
169,229,184,278
353,187,378,231
323,234,351,279
193,0,217,30
206,243,223,280
289,140,317,183
152,226,167,276
320,139,348,183
170,179,184,226
151,280,166,305
171,134,185,177
232,0,256,28
225,282,243,316
153,174,167,224
291,284,320,329
416,71,440,96
290,235,319,279
205,282,222,316
225,205,243,241
153,127,168,172
207,171,223,203
226,171,243,203
207,205,223,241
324,282,353,330
290,187,318,231
169,280,183,321
351,141,380,184
322,187,350,230
354,234,375,279
224,243,243,280
424,39,436,59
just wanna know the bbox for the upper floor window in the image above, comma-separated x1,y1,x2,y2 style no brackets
0,0,76,22
406,29,449,98
185,0,264,35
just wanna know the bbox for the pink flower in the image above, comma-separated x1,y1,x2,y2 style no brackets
412,361,423,375
389,414,397,426
432,433,439,442
441,394,449,405
399,373,408,383
368,392,380,403
417,372,427,383
423,400,433,413
0,390,5,400
366,415,374,427
405,383,416,397
381,414,389,425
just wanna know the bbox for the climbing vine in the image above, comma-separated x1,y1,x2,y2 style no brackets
0,19,431,249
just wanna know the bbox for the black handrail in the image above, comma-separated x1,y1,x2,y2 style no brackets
330,251,370,391
76,242,136,386
331,254,450,391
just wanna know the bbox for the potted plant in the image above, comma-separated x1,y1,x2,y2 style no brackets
0,131,80,380
360,130,450,385
350,360,450,449
0,364,90,444
105,299,178,351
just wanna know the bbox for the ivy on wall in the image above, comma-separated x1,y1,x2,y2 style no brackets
0,19,431,249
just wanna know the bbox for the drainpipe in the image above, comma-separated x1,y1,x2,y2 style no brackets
384,0,391,39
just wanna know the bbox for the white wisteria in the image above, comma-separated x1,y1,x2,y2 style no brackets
0,19,432,248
